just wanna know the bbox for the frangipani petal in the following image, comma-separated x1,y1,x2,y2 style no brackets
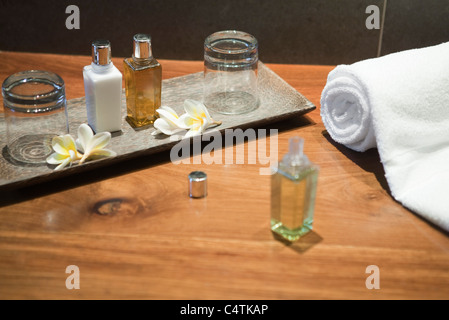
46,152,68,164
68,149,79,161
153,118,173,135
184,127,202,138
157,108,179,123
184,117,209,138
202,105,212,123
184,99,212,123
179,113,196,128
75,139,84,153
51,135,76,155
158,106,179,118
200,117,210,132
153,118,186,136
77,123,94,153
85,148,117,160
156,108,189,129
54,157,72,171
85,132,111,154
183,99,203,119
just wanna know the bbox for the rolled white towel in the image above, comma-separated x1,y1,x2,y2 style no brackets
321,42,449,232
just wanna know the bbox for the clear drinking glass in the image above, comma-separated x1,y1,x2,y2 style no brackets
204,30,259,115
2,70,69,164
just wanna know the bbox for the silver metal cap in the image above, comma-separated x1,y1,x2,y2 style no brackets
92,39,111,65
133,34,152,59
189,171,207,198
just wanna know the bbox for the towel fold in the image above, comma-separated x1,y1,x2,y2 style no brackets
321,42,449,232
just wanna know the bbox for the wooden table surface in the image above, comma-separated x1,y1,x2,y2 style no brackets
0,51,448,300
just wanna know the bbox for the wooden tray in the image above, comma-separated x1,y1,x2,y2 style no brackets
0,62,315,190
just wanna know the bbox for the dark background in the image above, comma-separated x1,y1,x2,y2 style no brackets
1,0,449,65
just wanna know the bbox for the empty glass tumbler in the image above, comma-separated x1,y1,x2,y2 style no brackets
204,30,259,115
2,70,69,164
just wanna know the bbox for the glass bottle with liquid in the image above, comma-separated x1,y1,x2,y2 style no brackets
124,34,162,127
271,137,319,241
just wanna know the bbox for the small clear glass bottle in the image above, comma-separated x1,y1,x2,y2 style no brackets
271,137,319,241
123,34,162,127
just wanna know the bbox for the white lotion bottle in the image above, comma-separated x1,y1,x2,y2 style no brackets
83,39,123,133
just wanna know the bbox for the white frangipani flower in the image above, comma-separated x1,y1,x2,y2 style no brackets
152,101,222,138
46,134,82,171
179,99,222,138
46,124,117,171
76,123,116,164
152,106,189,136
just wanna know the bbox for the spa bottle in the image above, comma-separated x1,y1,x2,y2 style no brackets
123,34,162,127
83,39,123,133
271,137,319,241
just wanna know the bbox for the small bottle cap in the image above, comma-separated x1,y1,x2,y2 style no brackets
133,34,152,59
189,171,207,198
282,136,310,166
92,39,111,65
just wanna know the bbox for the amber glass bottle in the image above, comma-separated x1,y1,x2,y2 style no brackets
124,34,162,127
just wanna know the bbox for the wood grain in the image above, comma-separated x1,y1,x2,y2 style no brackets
0,51,448,300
